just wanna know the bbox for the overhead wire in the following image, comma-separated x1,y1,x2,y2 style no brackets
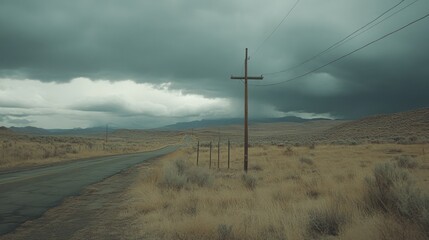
262,0,407,76
252,0,301,59
251,12,429,87
334,0,419,52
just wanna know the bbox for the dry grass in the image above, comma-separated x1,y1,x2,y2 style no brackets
0,131,182,171
119,143,429,239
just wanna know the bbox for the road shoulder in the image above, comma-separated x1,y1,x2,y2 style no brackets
0,159,158,240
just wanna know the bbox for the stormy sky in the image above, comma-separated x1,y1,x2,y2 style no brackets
0,0,428,129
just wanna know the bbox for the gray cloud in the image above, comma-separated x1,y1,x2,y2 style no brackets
71,99,132,114
0,0,428,128
0,115,34,126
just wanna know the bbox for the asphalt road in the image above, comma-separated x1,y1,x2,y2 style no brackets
0,146,178,235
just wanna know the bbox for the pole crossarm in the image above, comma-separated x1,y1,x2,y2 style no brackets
231,76,263,80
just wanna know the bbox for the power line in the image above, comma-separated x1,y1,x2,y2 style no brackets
263,0,406,76
252,12,429,87
252,0,301,58
338,0,419,51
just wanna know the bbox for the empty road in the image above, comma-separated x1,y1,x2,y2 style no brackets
0,146,178,235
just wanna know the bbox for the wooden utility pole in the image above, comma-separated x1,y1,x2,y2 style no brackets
231,48,263,173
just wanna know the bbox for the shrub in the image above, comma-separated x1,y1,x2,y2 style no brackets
217,224,233,240
306,189,320,199
160,165,187,190
300,157,314,165
174,159,188,175
364,162,429,237
387,148,403,154
364,162,409,211
187,167,214,187
308,206,347,236
283,146,293,156
241,174,257,190
251,164,263,171
391,182,427,219
182,197,198,216
159,159,214,190
395,155,418,169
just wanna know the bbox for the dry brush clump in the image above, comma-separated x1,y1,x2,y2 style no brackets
394,155,418,169
363,162,429,238
159,159,214,190
299,157,314,165
217,224,234,240
241,173,257,190
307,204,348,237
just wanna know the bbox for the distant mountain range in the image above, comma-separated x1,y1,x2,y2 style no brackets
8,126,109,136
4,116,332,135
158,116,332,131
3,108,428,144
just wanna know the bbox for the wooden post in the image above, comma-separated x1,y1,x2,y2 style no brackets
231,48,263,173
209,141,212,169
196,141,199,166
217,138,220,169
228,139,230,169
2,143,5,162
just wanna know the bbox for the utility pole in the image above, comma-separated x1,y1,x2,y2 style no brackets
105,124,108,143
231,48,263,173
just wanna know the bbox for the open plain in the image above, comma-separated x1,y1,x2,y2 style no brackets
0,108,428,240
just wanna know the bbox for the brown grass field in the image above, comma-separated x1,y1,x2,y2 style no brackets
118,141,429,240
1,108,428,239
0,129,182,171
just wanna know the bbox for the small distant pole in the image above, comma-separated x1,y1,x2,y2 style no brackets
228,139,230,169
209,141,212,169
196,141,200,166
105,124,108,143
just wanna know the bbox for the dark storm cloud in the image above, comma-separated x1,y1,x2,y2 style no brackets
0,0,245,83
248,0,429,118
0,0,428,126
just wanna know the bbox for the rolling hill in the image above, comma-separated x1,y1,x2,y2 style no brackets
324,108,429,143
158,116,331,131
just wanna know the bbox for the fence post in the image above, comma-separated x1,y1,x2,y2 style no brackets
217,139,220,169
196,141,199,166
209,141,212,169
228,139,230,169
2,143,5,162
